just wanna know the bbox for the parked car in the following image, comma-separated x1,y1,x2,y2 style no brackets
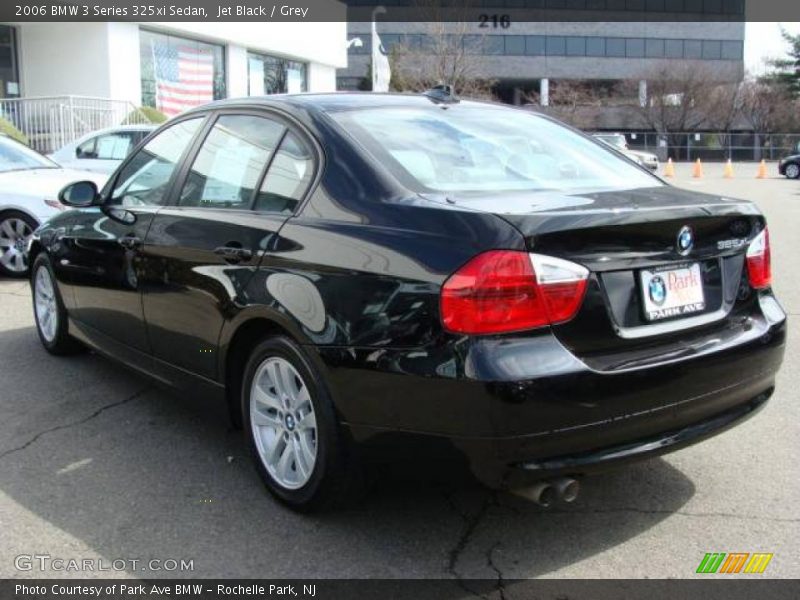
48,124,156,175
0,135,107,276
29,93,785,511
593,133,659,170
778,153,800,179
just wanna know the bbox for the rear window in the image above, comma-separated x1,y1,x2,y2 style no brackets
332,105,660,193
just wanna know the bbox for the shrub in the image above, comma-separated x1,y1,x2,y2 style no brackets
123,106,168,125
0,116,29,145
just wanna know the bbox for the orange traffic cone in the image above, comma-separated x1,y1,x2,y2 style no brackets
692,158,704,178
723,159,734,179
756,159,767,179
663,158,675,178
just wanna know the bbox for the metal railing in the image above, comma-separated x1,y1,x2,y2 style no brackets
593,131,800,162
0,96,152,154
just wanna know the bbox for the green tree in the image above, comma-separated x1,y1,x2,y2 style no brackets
762,29,800,95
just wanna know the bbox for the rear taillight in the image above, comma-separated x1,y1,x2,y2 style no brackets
746,227,771,290
440,251,589,335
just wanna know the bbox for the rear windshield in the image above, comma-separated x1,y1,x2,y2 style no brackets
333,105,660,193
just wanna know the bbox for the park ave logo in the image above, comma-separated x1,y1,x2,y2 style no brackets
696,552,773,574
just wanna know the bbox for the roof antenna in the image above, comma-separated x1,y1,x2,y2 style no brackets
423,84,459,105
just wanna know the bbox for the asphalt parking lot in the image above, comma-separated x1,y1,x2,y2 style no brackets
0,161,798,581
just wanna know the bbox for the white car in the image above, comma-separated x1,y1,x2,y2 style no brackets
0,136,108,276
593,133,659,171
48,124,156,175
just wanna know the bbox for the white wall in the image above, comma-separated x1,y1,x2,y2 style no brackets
18,23,112,97
105,22,141,104
308,63,337,92
226,44,249,99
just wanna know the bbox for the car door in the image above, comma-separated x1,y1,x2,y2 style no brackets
140,110,316,380
63,116,206,353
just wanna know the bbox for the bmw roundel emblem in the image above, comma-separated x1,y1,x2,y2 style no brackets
648,276,667,306
676,226,694,255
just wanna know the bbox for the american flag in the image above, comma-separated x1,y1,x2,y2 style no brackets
152,42,214,117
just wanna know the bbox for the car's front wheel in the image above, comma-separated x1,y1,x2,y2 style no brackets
242,335,362,511
31,254,83,355
785,163,800,179
0,211,37,277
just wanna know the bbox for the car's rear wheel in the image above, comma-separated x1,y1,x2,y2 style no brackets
785,163,800,179
242,335,362,511
31,254,83,355
0,211,37,277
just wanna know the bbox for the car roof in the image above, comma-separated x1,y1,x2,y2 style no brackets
187,92,509,116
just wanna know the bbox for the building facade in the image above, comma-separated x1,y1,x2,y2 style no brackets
0,21,347,106
339,18,745,104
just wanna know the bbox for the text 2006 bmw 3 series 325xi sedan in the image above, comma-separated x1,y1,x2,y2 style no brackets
27,92,785,511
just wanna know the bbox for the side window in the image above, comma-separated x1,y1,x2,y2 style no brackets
254,131,314,214
179,115,284,210
109,118,202,207
76,137,98,159
94,133,136,160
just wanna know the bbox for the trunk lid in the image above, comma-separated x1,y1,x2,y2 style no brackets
428,185,765,369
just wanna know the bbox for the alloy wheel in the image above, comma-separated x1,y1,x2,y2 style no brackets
0,217,34,274
34,265,58,342
249,356,318,490
786,164,800,179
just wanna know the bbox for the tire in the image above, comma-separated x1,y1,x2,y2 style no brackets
31,254,84,355
0,211,37,277
242,335,362,511
785,163,800,179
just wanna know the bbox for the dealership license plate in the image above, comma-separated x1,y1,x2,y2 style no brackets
640,263,706,321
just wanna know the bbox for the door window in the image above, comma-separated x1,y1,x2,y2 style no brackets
254,131,314,214
78,132,138,160
178,114,284,210
109,118,202,207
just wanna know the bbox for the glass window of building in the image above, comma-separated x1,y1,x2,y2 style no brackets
566,37,586,56
0,25,20,99
248,51,308,95
586,37,605,57
606,38,626,57
546,36,566,56
525,36,546,56
721,40,742,60
646,38,665,58
626,38,645,58
505,36,525,56
140,29,225,117
684,39,703,58
702,40,722,59
664,39,684,58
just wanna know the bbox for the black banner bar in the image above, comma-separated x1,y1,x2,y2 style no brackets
2,580,800,600
2,0,799,22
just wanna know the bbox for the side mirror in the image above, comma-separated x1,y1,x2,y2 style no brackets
58,180,100,208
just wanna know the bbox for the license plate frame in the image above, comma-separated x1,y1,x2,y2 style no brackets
640,263,706,322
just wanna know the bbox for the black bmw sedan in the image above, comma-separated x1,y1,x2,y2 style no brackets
28,93,785,511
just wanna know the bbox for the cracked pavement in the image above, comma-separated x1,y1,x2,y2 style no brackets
0,163,798,580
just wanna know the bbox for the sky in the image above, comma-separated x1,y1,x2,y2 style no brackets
745,22,800,76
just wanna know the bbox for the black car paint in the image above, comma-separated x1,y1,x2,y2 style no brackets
30,94,786,486
779,154,800,177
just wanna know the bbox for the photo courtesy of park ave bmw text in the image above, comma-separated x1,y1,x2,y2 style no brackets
0,0,797,597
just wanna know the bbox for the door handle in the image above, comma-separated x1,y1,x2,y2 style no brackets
214,245,253,263
118,236,142,250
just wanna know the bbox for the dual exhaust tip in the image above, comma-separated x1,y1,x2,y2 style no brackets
514,477,580,507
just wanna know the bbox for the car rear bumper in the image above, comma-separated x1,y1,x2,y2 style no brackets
316,294,786,485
